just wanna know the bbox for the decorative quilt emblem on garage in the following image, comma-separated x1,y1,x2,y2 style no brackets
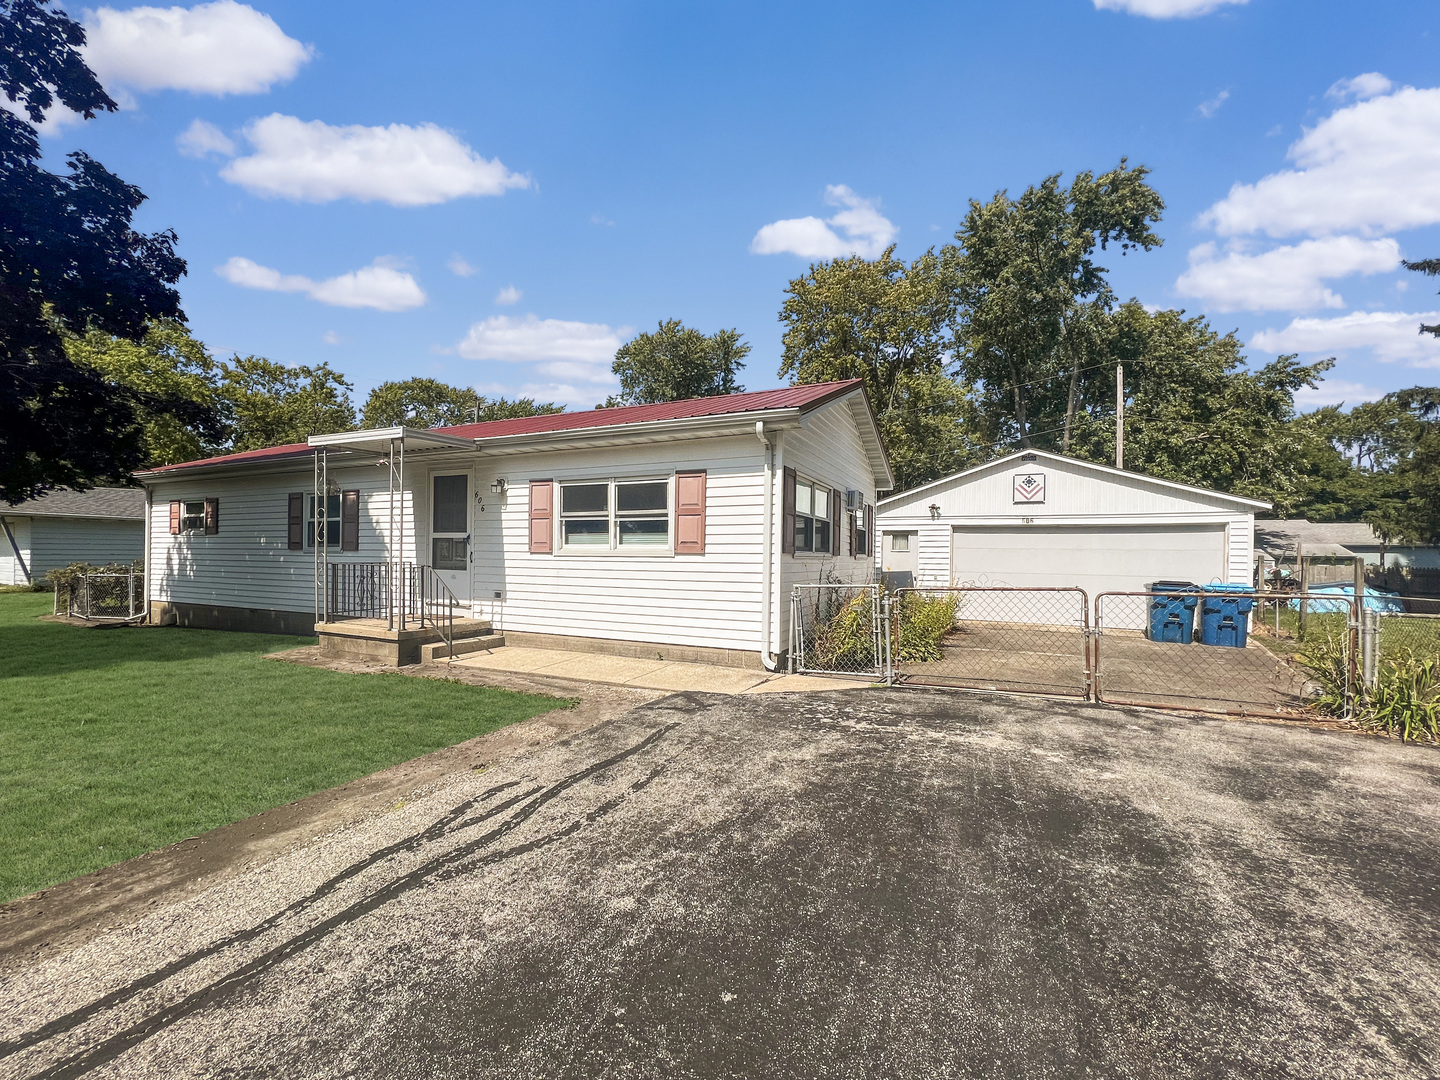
1013,472,1046,503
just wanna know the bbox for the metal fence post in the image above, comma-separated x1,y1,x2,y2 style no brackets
1361,608,1379,689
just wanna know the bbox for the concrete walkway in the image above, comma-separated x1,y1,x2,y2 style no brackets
450,646,873,694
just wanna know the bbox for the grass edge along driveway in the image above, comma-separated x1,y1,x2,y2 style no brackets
0,592,568,903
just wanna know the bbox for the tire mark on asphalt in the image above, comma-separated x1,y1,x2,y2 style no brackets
0,778,531,1060
12,723,676,1080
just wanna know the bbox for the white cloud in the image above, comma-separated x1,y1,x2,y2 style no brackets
1175,236,1401,312
220,114,530,206
751,185,897,259
84,1,311,97
1198,89,1230,119
447,254,476,277
176,118,235,157
1326,72,1393,103
321,330,344,345
1294,379,1387,409
1251,310,1440,365
494,285,521,306
1199,83,1440,238
217,255,426,311
1092,0,1247,17
456,314,625,364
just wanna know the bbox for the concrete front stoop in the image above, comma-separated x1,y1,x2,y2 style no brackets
315,617,496,667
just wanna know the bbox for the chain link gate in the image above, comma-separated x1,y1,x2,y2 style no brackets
789,584,888,680
1092,590,1357,718
888,586,1091,697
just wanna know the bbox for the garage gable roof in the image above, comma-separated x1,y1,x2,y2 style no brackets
878,450,1271,511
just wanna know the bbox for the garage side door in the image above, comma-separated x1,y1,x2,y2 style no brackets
951,524,1227,599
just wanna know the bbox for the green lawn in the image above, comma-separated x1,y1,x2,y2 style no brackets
0,592,567,902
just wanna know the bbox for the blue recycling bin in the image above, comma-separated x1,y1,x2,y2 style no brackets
1147,581,1200,643
1199,584,1255,648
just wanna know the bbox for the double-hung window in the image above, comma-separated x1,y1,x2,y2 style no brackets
306,493,341,548
559,479,670,551
793,479,832,554
180,500,206,533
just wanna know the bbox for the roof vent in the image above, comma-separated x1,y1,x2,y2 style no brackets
1020,452,1038,463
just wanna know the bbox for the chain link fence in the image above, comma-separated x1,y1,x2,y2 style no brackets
789,584,887,679
1093,590,1355,718
54,568,146,622
890,587,1090,697
1377,594,1440,660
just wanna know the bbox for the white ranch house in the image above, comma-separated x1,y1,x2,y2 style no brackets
138,380,890,668
877,450,1269,597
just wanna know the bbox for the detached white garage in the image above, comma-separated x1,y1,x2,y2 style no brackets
876,450,1268,597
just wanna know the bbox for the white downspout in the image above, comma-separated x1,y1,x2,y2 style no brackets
755,422,777,670
142,485,152,621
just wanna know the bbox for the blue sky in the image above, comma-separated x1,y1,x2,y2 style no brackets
32,0,1440,412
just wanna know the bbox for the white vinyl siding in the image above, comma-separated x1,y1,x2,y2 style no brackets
778,398,880,648
477,436,767,651
23,516,144,580
148,467,418,616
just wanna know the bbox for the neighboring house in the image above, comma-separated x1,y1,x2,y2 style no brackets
136,380,891,669
0,488,145,586
876,450,1268,595
1255,519,1440,571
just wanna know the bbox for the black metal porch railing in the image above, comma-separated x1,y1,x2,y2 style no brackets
326,561,458,653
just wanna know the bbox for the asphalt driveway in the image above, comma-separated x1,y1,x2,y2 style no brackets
2,689,1438,1079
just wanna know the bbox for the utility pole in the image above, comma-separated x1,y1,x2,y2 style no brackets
1115,363,1124,470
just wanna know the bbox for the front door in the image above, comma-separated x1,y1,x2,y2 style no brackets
430,473,472,606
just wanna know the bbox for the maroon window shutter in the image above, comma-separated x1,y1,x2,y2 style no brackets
529,480,553,554
781,467,796,555
169,501,181,534
341,490,360,551
675,472,706,554
864,503,874,556
831,488,841,556
287,493,304,550
204,498,220,535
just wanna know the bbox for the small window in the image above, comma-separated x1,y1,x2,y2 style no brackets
306,493,341,548
891,533,909,552
558,478,670,551
181,500,206,533
793,478,833,554
432,537,467,570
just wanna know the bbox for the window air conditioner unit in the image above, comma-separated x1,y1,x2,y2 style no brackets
845,490,863,509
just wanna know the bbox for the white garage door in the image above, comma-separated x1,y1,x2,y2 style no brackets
951,524,1228,597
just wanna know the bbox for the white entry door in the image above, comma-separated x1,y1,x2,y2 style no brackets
430,472,472,605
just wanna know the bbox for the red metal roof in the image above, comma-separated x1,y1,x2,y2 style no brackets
144,380,864,475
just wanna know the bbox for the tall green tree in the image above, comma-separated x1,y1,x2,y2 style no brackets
954,161,1164,452
220,357,356,452
607,320,748,406
778,247,978,490
1361,388,1440,544
1,0,213,502
62,319,227,466
361,377,561,428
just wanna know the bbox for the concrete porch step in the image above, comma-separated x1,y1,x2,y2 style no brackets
421,632,507,663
